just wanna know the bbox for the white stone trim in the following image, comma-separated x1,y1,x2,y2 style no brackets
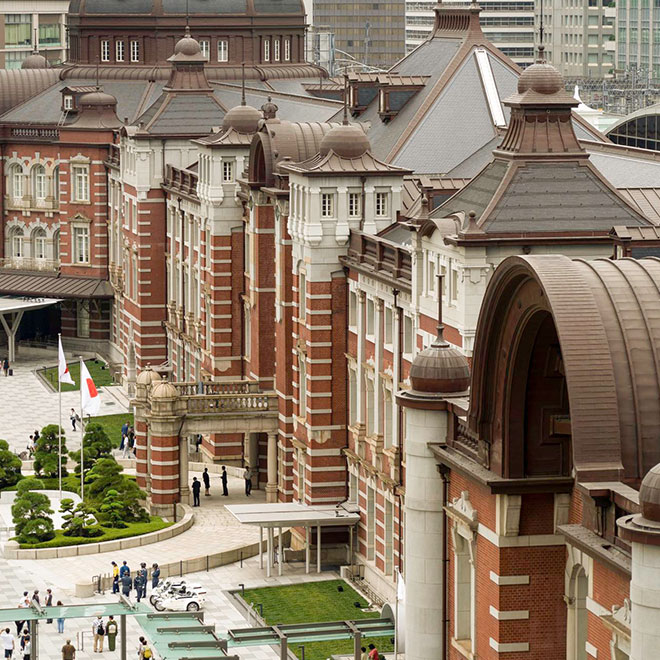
585,641,598,658
489,571,530,586
489,606,529,620
478,523,564,548
586,597,609,617
489,638,529,653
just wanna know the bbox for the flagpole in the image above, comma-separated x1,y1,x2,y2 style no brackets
79,356,84,502
58,334,62,500
395,568,399,659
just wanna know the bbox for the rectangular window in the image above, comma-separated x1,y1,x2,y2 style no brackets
348,192,361,217
384,305,393,344
74,226,90,263
349,291,357,327
264,39,270,62
35,235,46,260
404,315,413,355
101,40,110,62
222,160,234,182
77,302,90,338
130,40,139,62
132,253,138,299
299,272,306,322
455,534,475,649
375,191,389,217
35,170,47,200
384,499,394,574
284,37,291,61
38,18,60,46
115,40,125,62
63,95,73,110
72,166,89,202
349,471,358,503
349,368,357,425
274,39,281,61
299,356,307,417
451,268,459,304
427,254,436,296
366,298,375,335
199,40,210,60
217,39,229,62
12,171,24,200
321,193,334,217
4,14,32,47
12,234,24,258
367,486,375,560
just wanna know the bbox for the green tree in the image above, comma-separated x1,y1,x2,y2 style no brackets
33,425,68,479
12,491,53,537
0,439,21,489
18,517,55,544
16,477,45,495
70,423,113,475
99,489,127,528
60,500,100,538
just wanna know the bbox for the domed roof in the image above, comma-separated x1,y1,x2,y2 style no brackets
136,366,161,386
517,48,564,95
409,340,470,394
151,379,179,399
640,463,660,523
79,90,117,107
319,122,371,159
174,31,202,57
223,103,261,134
22,52,48,70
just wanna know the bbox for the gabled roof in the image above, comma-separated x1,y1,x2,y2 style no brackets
136,92,226,136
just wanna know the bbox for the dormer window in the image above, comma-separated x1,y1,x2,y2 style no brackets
101,40,110,62
284,37,291,61
264,39,270,62
63,95,73,110
199,40,210,60
130,40,140,63
217,39,229,62
115,40,125,62
274,39,280,61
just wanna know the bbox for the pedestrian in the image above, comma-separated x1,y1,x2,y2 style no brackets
203,468,211,496
21,635,29,660
45,589,53,624
2,358,9,377
26,436,35,458
70,409,78,431
119,433,125,452
138,563,148,598
119,560,130,578
121,421,129,441
1,628,14,659
151,563,160,589
221,466,228,496
33,430,39,444
120,573,132,597
122,436,131,459
56,601,64,634
368,643,379,660
134,573,145,602
31,591,40,607
128,428,135,456
61,639,76,660
19,632,28,655
360,647,368,660
136,636,147,660
15,592,29,635
244,466,252,496
111,561,119,594
92,615,104,653
106,617,117,652
192,476,201,507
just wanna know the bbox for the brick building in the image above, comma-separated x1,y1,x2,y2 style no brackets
2,3,660,659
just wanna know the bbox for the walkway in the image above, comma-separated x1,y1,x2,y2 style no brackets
0,356,128,453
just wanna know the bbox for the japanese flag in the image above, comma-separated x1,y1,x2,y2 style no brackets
80,360,100,416
58,336,75,386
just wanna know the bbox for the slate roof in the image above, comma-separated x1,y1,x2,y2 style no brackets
280,150,410,176
0,69,60,117
0,272,113,299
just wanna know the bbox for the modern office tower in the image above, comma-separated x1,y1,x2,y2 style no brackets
0,1,69,69
616,0,660,80
406,0,536,68
313,0,406,69
541,0,615,78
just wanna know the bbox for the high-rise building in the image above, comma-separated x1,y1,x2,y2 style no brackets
616,0,660,80
313,0,406,70
406,0,536,68
541,0,615,78
0,1,68,70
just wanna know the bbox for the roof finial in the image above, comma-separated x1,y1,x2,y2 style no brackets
342,74,349,125
538,0,545,59
432,274,448,348
241,62,246,106
185,0,190,36
33,27,39,55
95,62,100,91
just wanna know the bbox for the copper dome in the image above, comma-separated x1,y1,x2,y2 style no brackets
222,104,261,134
517,53,564,95
640,463,660,523
174,33,203,57
319,123,370,159
22,53,48,70
409,341,470,394
79,90,117,107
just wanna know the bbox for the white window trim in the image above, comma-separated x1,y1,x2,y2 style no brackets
284,37,291,61
217,39,229,62
274,38,280,61
101,40,110,62
72,223,90,264
71,165,90,202
321,192,335,218
375,190,390,218
222,160,234,182
115,40,125,62
264,39,270,62
130,39,139,62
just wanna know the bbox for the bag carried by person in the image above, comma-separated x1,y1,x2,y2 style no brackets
143,647,152,658
97,623,105,636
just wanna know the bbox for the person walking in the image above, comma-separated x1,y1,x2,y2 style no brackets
3,358,9,377
133,572,145,602
192,477,201,507
56,601,65,634
45,589,53,624
120,573,132,597
221,466,228,496
20,635,30,660
1,628,14,659
61,639,76,660
119,560,130,578
105,617,118,652
151,564,160,589
26,437,35,458
31,591,40,607
244,466,252,496
70,409,79,432
360,647,368,660
202,468,211,496
92,615,104,653
138,563,148,599
111,561,119,594
367,643,380,660
136,637,147,660
15,592,30,635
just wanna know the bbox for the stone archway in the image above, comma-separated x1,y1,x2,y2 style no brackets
566,563,588,660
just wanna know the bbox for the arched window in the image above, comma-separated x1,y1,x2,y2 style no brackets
53,166,60,203
32,227,47,260
32,165,47,202
8,164,24,201
53,228,60,262
9,227,25,258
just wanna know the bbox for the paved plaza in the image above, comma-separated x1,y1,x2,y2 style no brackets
0,356,338,660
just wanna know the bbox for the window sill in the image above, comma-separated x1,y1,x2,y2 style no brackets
451,638,474,660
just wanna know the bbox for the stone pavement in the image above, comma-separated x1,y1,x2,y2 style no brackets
0,357,128,454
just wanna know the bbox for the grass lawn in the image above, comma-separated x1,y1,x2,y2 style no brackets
90,413,134,447
18,516,172,548
40,358,114,392
241,579,394,660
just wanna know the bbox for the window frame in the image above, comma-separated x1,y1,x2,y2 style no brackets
32,165,47,201
71,165,90,202
217,39,229,62
115,40,125,62
101,40,110,62
348,191,361,217
130,39,140,63
73,224,90,264
284,37,291,61
321,192,335,218
375,191,389,218
222,160,234,182
263,39,270,62
274,38,281,61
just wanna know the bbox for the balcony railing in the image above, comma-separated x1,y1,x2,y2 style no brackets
184,391,277,414
345,231,412,284
10,127,59,140
0,257,60,272
173,380,258,396
164,165,199,199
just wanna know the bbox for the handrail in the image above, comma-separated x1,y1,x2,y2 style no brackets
183,392,277,414
0,257,60,272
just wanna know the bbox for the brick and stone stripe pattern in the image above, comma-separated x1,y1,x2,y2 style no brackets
149,432,180,507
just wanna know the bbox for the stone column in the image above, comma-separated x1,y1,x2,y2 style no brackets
179,436,190,505
133,367,159,490
266,431,278,503
400,402,448,660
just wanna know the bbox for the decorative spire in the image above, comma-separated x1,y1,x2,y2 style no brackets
538,0,545,49
241,62,246,106
32,27,38,54
342,74,349,125
432,274,449,349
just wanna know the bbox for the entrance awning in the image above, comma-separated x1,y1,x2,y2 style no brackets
0,296,61,362
226,502,360,578
0,271,113,299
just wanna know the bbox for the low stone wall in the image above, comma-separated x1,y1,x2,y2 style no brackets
4,504,194,560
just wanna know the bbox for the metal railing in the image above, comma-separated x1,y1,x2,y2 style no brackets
0,257,60,272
